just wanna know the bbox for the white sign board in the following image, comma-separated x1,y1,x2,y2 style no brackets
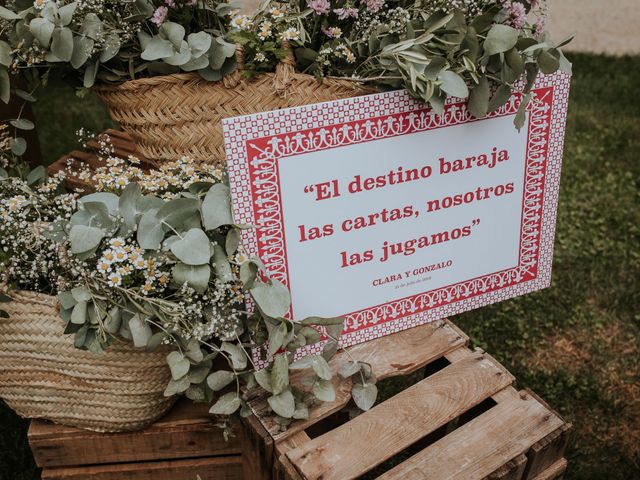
223,72,570,350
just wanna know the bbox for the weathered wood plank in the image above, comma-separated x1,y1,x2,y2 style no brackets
486,454,527,480
241,414,273,480
521,390,571,480
252,320,467,442
378,390,565,480
275,432,310,480
529,459,567,480
29,400,240,468
286,349,513,480
40,456,243,480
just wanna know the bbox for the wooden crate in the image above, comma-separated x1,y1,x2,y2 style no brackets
28,400,244,480
243,320,572,480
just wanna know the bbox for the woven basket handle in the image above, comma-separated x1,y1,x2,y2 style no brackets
274,41,296,96
223,41,296,96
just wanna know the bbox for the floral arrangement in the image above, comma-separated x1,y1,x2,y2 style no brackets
0,144,369,434
231,0,571,127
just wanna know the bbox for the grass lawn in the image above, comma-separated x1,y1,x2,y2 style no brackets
0,52,638,479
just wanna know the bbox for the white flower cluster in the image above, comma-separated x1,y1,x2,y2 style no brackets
95,238,170,295
354,7,411,37
421,0,487,16
69,148,224,198
159,281,244,343
0,174,78,292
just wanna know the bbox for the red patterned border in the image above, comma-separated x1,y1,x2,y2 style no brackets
223,73,571,352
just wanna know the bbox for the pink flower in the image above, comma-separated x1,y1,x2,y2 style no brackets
321,26,343,38
164,0,175,8
334,7,359,19
361,0,384,13
151,6,168,26
308,0,330,15
502,1,527,29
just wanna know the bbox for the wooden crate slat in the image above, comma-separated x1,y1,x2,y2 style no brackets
40,456,243,480
274,432,310,480
486,454,527,480
251,320,467,442
378,390,566,480
241,414,273,480
520,389,572,480
29,400,241,468
285,349,514,480
529,459,568,480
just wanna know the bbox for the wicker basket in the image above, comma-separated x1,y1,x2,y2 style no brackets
94,46,372,166
0,290,175,432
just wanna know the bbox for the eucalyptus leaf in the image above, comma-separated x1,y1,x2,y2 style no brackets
251,279,291,318
146,331,166,352
30,18,55,46
69,224,104,254
187,31,211,58
104,306,122,334
80,192,119,214
164,375,191,396
483,24,518,56
160,21,185,48
186,386,205,401
100,33,120,62
221,341,247,370
201,184,233,230
10,137,27,156
156,197,199,229
438,70,468,99
213,244,234,282
129,314,152,348
171,263,210,293
239,260,259,289
467,76,490,118
141,36,174,61
225,229,240,255
137,209,164,250
311,355,332,380
267,321,288,358
537,49,560,74
352,382,378,411
209,392,241,415
57,2,77,26
170,228,211,265
58,291,77,309
267,389,295,418
271,353,289,396
254,368,273,392
71,286,91,302
206,370,235,391
488,84,512,112
166,351,190,380
119,182,142,229
188,365,210,384
185,338,204,362
338,360,361,379
83,60,98,88
0,6,21,20
70,300,88,325
0,41,12,67
312,379,336,402
293,404,309,420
